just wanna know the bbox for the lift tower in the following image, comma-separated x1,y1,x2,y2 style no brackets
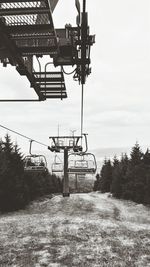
49,135,83,197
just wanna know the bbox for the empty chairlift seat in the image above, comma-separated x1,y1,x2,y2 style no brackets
51,154,63,173
68,153,97,174
24,155,47,173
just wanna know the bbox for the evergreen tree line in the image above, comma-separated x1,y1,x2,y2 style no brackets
0,134,62,212
94,143,150,205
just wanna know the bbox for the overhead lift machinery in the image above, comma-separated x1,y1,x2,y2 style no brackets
0,0,95,101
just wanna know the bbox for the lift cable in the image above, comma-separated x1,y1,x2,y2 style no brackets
0,124,48,148
80,83,84,146
80,0,86,145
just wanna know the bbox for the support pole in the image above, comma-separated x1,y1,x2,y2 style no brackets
63,147,70,197
83,0,86,13
75,174,78,192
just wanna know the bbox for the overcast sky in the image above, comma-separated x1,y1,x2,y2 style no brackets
0,0,150,166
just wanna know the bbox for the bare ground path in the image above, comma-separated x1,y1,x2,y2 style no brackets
0,192,150,267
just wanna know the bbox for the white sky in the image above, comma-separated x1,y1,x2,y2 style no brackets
0,0,150,165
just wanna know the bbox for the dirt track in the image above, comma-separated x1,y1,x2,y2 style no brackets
0,192,150,266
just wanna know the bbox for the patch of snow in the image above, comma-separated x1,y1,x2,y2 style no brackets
50,195,63,203
117,236,135,247
22,236,32,243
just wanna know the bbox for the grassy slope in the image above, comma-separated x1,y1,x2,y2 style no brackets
0,192,150,267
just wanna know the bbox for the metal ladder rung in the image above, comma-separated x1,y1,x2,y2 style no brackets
34,72,64,82
38,83,66,87
38,82,66,86
44,95,67,99
36,77,64,82
34,72,64,77
40,90,66,93
42,91,67,94
40,87,66,91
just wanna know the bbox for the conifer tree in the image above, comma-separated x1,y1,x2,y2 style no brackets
142,149,150,204
130,142,143,165
122,144,145,202
99,159,112,192
144,169,150,204
112,155,119,167
93,143,150,205
143,149,150,165
0,134,29,212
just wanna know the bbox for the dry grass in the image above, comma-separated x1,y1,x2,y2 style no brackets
0,192,150,266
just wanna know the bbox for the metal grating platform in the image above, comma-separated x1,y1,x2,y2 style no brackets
0,0,65,100
0,0,58,56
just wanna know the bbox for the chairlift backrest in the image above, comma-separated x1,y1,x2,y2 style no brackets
75,160,88,168
69,139,74,146
78,174,86,179
52,163,63,173
51,154,63,173
24,155,47,173
68,152,97,174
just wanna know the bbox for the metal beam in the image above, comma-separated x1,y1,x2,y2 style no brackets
40,89,66,92
1,0,45,2
18,46,56,55
42,95,67,98
49,0,59,12
5,24,53,34
0,95,67,101
40,92,66,94
0,7,49,16
49,136,82,139
11,35,55,40
0,22,45,99
5,26,65,35
0,99,42,102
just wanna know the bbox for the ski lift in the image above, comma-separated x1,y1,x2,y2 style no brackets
68,152,97,174
24,140,47,173
52,154,63,173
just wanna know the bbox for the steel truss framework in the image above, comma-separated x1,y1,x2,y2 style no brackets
0,0,95,101
49,135,83,153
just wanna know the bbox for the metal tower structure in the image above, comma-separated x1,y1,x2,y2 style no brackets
49,135,83,197
0,0,95,101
